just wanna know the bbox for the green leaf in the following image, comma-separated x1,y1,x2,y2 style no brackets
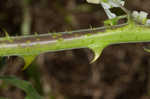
104,15,127,26
0,97,9,99
104,18,118,26
0,76,43,99
25,63,43,94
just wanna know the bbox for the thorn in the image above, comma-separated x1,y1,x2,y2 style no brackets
34,32,38,36
21,55,36,70
143,46,150,52
90,50,102,63
5,31,9,38
3,29,14,42
88,45,106,63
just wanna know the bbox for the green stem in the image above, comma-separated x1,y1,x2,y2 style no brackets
1,23,150,68
0,24,126,56
21,0,31,35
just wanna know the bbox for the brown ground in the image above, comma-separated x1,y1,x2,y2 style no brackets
0,0,150,99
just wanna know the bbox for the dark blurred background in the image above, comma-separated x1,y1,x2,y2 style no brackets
0,0,150,99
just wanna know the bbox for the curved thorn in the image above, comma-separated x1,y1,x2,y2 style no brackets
88,45,105,63
143,46,150,52
90,50,102,63
21,55,36,70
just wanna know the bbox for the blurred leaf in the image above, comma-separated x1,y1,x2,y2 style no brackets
0,97,9,99
104,17,119,25
0,76,43,99
0,57,7,70
104,15,127,25
25,63,43,94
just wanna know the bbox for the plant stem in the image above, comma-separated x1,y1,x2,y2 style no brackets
21,0,31,35
0,24,127,56
1,23,150,67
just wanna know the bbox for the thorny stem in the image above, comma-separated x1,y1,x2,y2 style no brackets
1,22,150,68
0,23,127,55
